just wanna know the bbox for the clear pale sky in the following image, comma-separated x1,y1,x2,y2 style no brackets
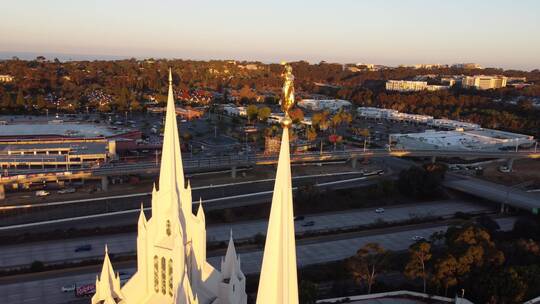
1,0,539,70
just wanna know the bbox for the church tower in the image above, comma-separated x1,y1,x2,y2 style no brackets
256,64,299,304
93,69,246,304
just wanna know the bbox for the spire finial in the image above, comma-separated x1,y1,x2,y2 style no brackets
105,244,109,255
168,67,172,86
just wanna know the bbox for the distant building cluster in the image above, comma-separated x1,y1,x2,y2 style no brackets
357,107,480,130
462,75,507,90
385,80,449,92
297,99,352,112
0,74,14,82
451,63,483,69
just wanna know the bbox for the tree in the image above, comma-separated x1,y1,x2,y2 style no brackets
257,106,271,122
246,104,258,123
347,242,387,294
1,93,13,111
312,111,329,131
130,98,142,112
404,242,432,293
432,254,458,296
306,127,317,142
36,95,47,111
15,89,25,111
289,107,304,123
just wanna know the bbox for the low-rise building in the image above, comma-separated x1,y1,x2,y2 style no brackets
386,80,427,92
0,75,14,82
297,99,351,112
428,118,480,130
385,80,449,92
390,128,535,151
462,75,507,90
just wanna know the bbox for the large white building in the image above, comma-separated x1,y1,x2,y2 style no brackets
92,70,247,304
462,75,507,90
390,129,535,151
385,80,449,92
297,99,351,112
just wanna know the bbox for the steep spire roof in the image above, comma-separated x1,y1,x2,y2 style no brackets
222,230,243,280
92,245,124,304
256,125,298,304
158,68,185,194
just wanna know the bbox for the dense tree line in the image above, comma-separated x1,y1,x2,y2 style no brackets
346,217,540,303
0,57,538,136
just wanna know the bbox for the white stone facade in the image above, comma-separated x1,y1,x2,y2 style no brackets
92,70,246,304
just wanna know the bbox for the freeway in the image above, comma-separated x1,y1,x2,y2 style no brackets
0,217,516,304
0,171,385,228
0,200,493,269
2,148,539,179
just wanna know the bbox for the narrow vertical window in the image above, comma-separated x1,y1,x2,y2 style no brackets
166,220,171,236
168,258,174,296
153,255,159,292
161,257,166,294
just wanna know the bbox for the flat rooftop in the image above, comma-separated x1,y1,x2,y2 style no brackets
0,123,126,138
0,142,108,155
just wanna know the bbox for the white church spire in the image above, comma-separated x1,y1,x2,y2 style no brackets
159,68,185,194
256,63,299,304
92,245,124,304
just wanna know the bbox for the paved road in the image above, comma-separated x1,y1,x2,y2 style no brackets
0,217,515,304
0,200,492,269
1,171,384,228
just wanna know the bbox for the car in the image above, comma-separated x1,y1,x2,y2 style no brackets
375,208,385,213
58,188,76,194
74,244,92,252
301,221,315,227
35,190,50,197
61,284,76,292
411,235,425,241
294,215,305,221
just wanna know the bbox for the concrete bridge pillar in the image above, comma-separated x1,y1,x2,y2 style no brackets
101,176,109,191
231,166,237,179
0,184,5,200
431,156,437,164
500,202,506,214
351,157,358,169
506,158,515,171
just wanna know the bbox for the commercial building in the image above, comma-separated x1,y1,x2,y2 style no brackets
297,99,351,112
462,75,507,90
385,80,449,92
0,75,14,82
0,121,141,169
428,118,480,130
357,107,433,124
390,128,535,151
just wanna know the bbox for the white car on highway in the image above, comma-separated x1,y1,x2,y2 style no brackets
375,208,385,213
61,284,76,292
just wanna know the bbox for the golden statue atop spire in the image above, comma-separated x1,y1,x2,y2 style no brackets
281,62,295,127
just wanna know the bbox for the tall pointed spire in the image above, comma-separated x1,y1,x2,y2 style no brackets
157,67,189,217
92,245,124,304
256,64,298,304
